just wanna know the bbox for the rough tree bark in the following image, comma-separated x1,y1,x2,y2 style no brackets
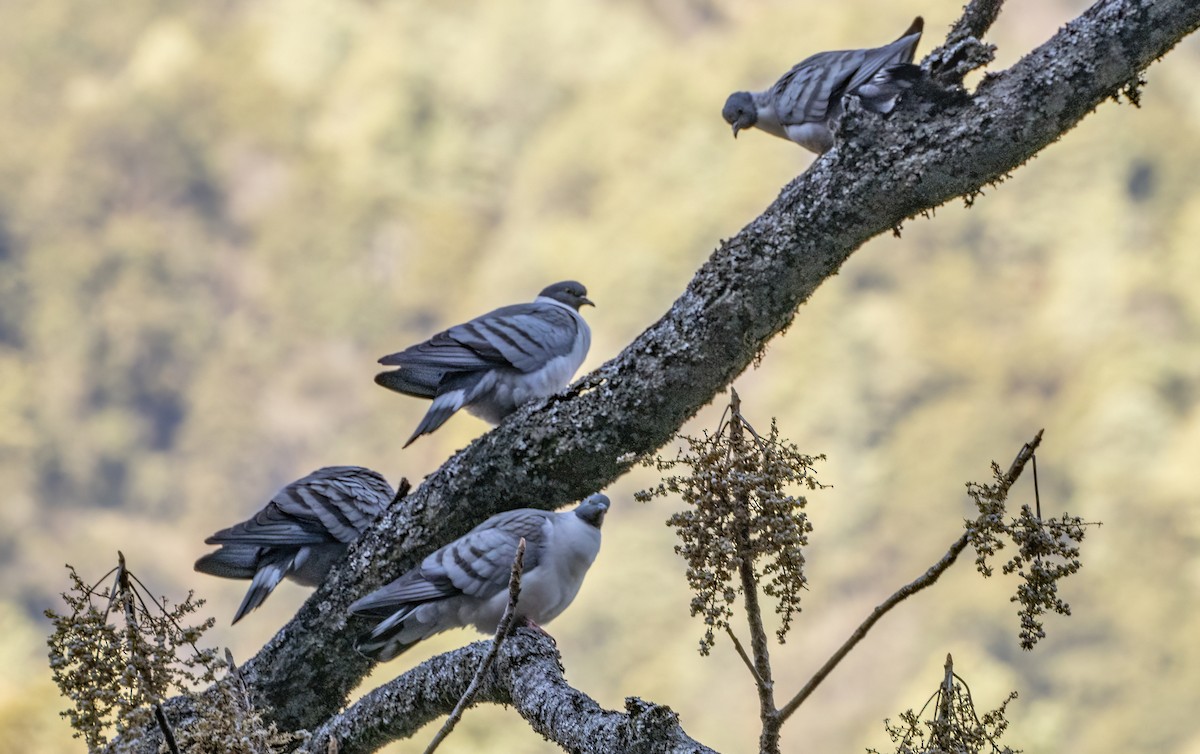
299,632,717,754
119,0,1200,751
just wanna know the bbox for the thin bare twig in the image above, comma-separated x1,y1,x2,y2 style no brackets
1032,454,1041,519
778,532,971,723
1002,429,1043,489
422,538,527,754
776,431,1042,723
153,704,180,754
724,625,766,688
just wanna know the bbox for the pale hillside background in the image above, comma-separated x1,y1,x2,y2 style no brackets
2,1,1199,752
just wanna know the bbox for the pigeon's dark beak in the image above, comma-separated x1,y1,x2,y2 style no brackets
731,124,740,138
581,297,595,307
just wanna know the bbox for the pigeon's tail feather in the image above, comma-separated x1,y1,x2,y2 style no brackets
194,547,259,580
879,62,922,83
354,615,419,662
857,63,923,114
232,561,288,624
897,16,923,40
375,368,440,398
404,390,465,447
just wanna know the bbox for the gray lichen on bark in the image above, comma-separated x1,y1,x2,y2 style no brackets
300,632,716,754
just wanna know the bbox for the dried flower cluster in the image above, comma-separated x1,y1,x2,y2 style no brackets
869,655,1019,754
45,554,296,752
45,555,220,750
965,462,1090,649
636,392,825,654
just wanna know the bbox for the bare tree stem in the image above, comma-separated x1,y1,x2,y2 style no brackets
153,704,181,754
114,552,181,754
727,390,781,754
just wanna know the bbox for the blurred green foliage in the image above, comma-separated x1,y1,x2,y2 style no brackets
3,0,1200,752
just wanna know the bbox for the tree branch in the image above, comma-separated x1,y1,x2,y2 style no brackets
111,0,1200,744
302,631,717,754
724,626,765,688
926,0,1004,84
949,0,1005,40
776,431,1044,722
778,533,972,724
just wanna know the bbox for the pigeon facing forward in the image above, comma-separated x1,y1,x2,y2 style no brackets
351,494,611,662
376,280,593,447
722,17,924,154
195,466,397,624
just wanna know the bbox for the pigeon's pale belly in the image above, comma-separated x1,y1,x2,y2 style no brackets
468,513,602,633
465,312,590,424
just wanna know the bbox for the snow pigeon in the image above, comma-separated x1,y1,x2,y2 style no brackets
376,280,593,447
195,466,399,624
722,17,924,154
351,493,611,661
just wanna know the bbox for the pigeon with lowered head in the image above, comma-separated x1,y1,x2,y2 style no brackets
722,17,924,154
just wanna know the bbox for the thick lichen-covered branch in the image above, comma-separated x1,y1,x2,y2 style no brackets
110,0,1200,743
301,631,717,754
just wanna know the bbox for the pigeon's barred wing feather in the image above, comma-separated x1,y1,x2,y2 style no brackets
195,466,394,623
772,49,869,125
379,304,582,374
349,509,550,617
375,281,592,445
772,26,919,128
205,466,392,547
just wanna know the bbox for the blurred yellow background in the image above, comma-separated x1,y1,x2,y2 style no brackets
2,0,1199,751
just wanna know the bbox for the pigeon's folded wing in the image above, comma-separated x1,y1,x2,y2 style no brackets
772,21,921,127
772,49,868,126
205,467,391,547
348,509,550,618
380,304,582,374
